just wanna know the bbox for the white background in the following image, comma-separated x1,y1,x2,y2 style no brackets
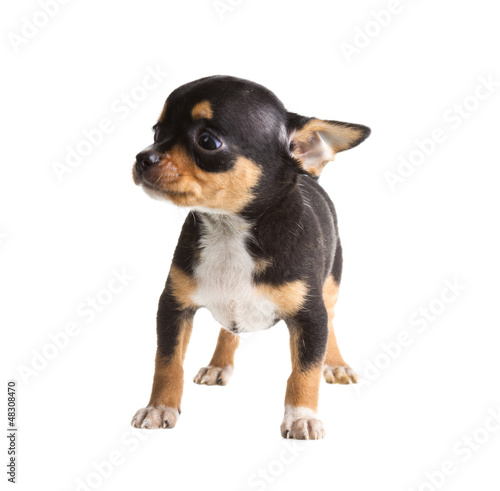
2,1,500,490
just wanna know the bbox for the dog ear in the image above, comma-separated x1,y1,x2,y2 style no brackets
287,113,370,177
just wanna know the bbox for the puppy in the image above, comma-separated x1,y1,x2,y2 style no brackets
131,75,370,439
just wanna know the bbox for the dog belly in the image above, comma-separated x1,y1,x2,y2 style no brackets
203,294,277,333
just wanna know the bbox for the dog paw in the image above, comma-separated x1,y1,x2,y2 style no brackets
193,365,233,386
131,406,179,429
280,407,325,440
323,365,359,384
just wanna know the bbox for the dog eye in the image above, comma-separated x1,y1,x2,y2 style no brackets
197,132,222,151
153,126,162,143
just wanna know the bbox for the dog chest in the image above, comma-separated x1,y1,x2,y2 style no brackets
192,214,277,332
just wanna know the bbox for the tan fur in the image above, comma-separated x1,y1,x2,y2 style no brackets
209,328,240,367
147,146,262,213
293,120,364,151
255,280,307,316
322,275,347,367
191,100,213,120
285,329,322,411
291,119,364,176
193,328,239,386
169,265,197,310
285,369,322,410
148,317,193,410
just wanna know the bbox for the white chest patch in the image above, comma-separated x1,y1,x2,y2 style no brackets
192,214,277,333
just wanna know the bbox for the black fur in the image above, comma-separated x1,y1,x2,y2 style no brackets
135,75,370,371
156,281,195,359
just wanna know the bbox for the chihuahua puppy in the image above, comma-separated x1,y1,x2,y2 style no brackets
131,75,370,439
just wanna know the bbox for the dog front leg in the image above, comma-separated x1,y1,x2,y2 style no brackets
193,328,239,386
132,274,196,429
281,305,328,440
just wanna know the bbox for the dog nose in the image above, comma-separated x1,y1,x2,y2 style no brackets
135,150,160,174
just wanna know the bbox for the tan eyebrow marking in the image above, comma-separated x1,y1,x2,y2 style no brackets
191,100,213,120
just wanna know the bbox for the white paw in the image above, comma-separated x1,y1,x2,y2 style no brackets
193,365,233,386
323,365,359,384
131,406,179,429
280,406,325,440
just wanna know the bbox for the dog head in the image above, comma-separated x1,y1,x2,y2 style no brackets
133,75,370,214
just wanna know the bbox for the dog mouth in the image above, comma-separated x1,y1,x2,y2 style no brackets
140,179,191,198
133,161,192,199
